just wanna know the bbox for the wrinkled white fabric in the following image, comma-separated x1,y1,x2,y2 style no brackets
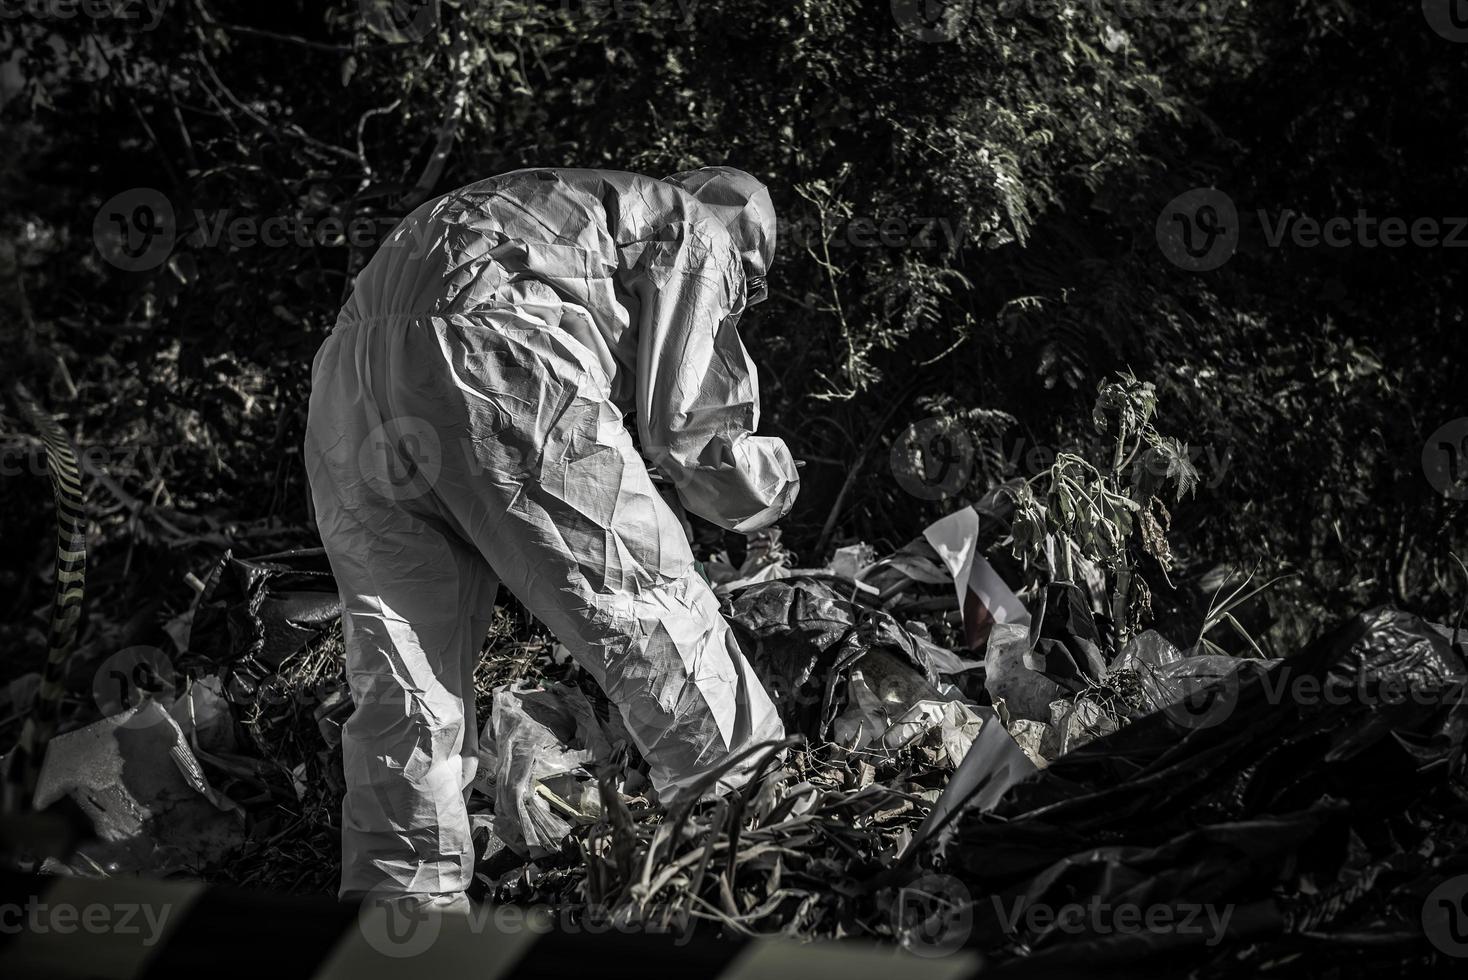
306,168,794,899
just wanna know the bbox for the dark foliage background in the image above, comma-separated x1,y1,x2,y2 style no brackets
1,0,1465,674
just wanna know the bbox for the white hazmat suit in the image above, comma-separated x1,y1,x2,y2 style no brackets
304,167,798,902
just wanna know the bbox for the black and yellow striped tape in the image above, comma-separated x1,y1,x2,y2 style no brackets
0,871,982,980
6,385,88,807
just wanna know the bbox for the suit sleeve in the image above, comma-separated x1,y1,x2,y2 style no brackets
632,226,799,533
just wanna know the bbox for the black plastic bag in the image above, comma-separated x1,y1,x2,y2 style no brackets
1023,582,1108,690
923,607,1468,975
187,548,341,672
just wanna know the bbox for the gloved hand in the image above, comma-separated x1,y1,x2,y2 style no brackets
670,433,800,534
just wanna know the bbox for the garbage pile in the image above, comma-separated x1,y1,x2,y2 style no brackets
8,495,1467,975
927,605,1468,976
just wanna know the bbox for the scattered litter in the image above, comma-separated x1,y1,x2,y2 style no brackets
481,684,628,856
32,701,244,875
289,763,309,801
933,606,1468,973
1047,693,1122,754
22,507,1461,977
924,505,1031,648
729,577,984,737
1110,628,1183,674
704,528,795,595
1001,719,1055,770
828,542,877,582
1024,581,1107,689
903,705,1040,858
167,675,235,755
832,651,984,765
985,621,1064,722
188,548,342,671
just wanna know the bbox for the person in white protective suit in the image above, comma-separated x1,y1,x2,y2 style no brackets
304,166,799,908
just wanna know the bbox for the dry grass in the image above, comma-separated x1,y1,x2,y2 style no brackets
204,601,964,948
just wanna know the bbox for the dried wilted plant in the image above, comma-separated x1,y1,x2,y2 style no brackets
1007,371,1200,646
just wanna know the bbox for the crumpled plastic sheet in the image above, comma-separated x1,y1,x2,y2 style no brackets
1000,714,1057,769
1108,629,1285,721
990,597,1272,757
985,583,1121,727
831,650,985,765
1110,629,1184,675
1045,694,1123,756
1136,654,1271,719
727,577,984,739
986,621,1066,723
481,684,631,857
926,606,1468,975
